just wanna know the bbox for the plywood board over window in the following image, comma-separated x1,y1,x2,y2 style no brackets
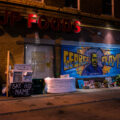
25,45,54,79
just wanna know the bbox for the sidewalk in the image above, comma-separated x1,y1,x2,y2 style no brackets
0,87,120,115
76,86,120,92
0,87,120,101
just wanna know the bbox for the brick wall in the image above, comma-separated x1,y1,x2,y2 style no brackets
80,0,120,19
45,0,102,15
45,0,65,7
44,0,120,19
0,26,24,83
80,0,102,15
114,0,120,18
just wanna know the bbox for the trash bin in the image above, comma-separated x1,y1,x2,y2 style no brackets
32,79,45,94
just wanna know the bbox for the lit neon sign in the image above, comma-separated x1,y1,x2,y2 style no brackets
0,11,22,26
28,14,81,33
0,11,81,33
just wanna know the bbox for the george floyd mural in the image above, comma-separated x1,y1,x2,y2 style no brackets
61,24,120,79
61,44,120,78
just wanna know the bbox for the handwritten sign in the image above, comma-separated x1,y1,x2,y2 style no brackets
10,82,32,97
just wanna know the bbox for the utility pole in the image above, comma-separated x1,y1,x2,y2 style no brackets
6,50,10,97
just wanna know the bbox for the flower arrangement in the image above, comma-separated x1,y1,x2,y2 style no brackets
103,80,108,88
115,75,120,86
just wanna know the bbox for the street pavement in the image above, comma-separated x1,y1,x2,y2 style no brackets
0,87,120,120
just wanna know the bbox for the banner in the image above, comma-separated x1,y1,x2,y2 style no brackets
61,43,120,78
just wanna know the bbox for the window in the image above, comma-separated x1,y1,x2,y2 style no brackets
102,0,112,15
65,0,77,8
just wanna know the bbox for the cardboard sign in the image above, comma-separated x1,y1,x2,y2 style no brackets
10,82,32,97
14,64,32,71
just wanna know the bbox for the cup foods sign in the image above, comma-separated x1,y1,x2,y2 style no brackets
0,10,81,33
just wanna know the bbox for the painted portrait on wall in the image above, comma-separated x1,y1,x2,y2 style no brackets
61,43,120,78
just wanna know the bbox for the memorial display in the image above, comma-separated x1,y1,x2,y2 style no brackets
10,64,33,97
61,43,120,78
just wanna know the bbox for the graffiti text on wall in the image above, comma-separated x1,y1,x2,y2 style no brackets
61,45,120,78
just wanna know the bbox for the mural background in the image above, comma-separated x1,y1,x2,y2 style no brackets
61,43,120,78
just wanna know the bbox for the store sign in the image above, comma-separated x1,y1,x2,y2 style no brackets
61,44,120,78
28,14,81,33
0,10,81,33
0,10,22,26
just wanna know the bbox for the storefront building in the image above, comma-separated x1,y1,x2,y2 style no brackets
0,0,120,91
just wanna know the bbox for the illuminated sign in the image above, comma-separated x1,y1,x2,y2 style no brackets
61,44,120,78
0,11,22,26
28,14,81,33
0,11,81,33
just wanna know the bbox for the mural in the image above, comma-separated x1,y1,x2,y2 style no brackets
61,44,120,78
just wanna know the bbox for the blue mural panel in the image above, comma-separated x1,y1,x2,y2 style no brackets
61,43,120,78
